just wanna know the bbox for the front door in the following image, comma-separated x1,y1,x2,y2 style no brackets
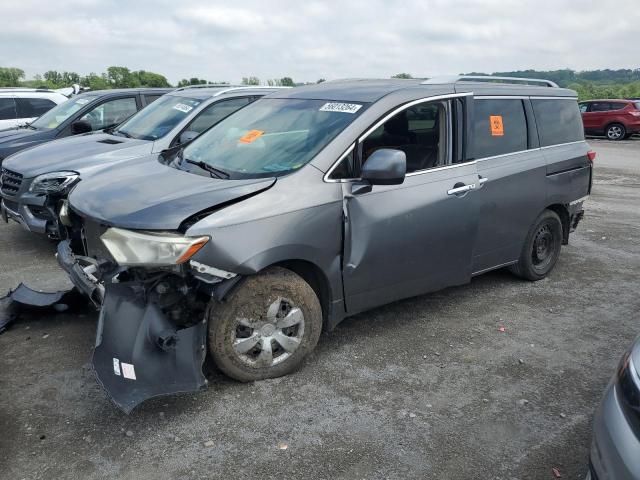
340,98,480,314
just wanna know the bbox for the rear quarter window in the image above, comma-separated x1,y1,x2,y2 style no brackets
531,99,584,147
609,102,627,111
472,99,528,158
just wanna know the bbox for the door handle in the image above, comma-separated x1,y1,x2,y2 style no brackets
447,183,475,196
477,176,489,188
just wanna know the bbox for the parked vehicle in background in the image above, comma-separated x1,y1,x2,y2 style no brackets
0,88,69,130
55,76,593,412
588,335,640,480
579,99,640,140
0,86,282,238
0,88,172,164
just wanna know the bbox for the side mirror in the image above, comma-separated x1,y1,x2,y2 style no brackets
179,131,199,145
70,120,92,135
361,148,406,185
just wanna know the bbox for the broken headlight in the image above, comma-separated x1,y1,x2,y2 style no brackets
29,171,79,194
100,227,209,266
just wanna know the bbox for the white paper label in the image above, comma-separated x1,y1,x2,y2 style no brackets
113,358,121,376
319,102,362,114
76,98,89,105
121,362,137,380
173,103,193,113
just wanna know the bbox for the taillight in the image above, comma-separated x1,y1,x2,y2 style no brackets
587,150,596,163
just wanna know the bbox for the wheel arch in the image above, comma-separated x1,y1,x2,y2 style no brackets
546,203,570,245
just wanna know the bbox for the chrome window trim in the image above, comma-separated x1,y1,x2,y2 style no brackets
540,140,585,149
406,160,477,177
529,96,578,101
475,96,529,100
324,144,355,183
323,93,471,183
475,148,537,162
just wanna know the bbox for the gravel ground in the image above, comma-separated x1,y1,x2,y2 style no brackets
0,138,638,480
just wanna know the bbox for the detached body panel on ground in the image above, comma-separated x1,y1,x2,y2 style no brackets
58,77,593,412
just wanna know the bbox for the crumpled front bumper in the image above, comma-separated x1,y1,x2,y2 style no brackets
56,239,209,413
94,283,207,414
1,193,60,237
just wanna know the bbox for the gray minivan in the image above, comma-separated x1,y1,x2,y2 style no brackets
57,76,594,412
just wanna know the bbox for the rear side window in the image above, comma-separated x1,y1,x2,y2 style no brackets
590,102,610,112
609,102,627,111
16,98,56,118
532,99,584,147
0,98,16,120
472,99,527,158
143,94,163,105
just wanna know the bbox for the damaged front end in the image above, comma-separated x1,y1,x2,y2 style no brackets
57,221,240,413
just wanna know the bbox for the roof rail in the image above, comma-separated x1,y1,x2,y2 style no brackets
422,75,559,88
212,86,291,96
174,83,241,92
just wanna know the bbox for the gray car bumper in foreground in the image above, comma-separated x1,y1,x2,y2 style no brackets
590,382,640,480
56,240,209,413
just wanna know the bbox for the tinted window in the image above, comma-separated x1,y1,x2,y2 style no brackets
0,98,16,121
473,99,527,158
579,103,588,113
16,98,56,118
590,102,610,112
80,97,138,131
362,101,446,173
532,99,584,147
187,97,251,134
610,102,627,111
143,94,163,105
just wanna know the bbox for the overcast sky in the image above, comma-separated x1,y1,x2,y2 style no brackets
1,0,638,84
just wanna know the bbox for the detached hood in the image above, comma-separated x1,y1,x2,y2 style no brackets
69,158,276,230
2,133,152,177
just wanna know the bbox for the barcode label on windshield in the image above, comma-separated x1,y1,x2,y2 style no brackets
319,102,362,114
173,103,194,113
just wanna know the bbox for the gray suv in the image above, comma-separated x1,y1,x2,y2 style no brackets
0,86,282,238
57,76,593,412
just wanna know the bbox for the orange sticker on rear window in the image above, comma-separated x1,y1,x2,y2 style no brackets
490,115,504,136
239,129,264,143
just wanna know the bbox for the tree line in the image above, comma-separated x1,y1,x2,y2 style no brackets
0,66,323,90
2,66,639,100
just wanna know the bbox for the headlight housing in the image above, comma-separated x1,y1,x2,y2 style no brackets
100,227,209,266
29,171,79,194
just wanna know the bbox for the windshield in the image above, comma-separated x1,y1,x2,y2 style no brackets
116,95,202,140
30,95,98,129
182,99,366,179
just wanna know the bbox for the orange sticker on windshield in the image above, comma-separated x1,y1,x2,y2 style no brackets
490,115,504,136
239,129,264,143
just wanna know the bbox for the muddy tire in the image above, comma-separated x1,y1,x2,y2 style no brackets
208,267,322,382
509,210,563,281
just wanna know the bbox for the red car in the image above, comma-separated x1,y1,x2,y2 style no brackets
579,99,640,140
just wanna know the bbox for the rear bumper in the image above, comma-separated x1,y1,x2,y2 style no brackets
589,384,640,480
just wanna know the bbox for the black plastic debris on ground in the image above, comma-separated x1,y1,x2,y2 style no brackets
0,283,87,334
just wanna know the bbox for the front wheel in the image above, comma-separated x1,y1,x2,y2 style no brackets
208,267,322,382
510,210,563,281
606,123,626,140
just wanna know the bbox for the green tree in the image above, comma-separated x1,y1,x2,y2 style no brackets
280,77,295,87
316,78,326,84
0,67,25,86
392,73,413,79
132,70,171,87
242,76,260,86
107,66,137,88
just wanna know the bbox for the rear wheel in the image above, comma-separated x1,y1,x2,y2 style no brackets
510,210,563,281
606,123,626,140
208,267,322,382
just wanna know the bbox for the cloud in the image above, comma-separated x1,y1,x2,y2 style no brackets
0,0,637,84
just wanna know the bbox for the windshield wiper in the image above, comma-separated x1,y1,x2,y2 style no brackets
112,129,133,139
18,122,36,130
183,158,230,179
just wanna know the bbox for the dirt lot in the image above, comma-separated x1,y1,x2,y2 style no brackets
1,138,638,480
